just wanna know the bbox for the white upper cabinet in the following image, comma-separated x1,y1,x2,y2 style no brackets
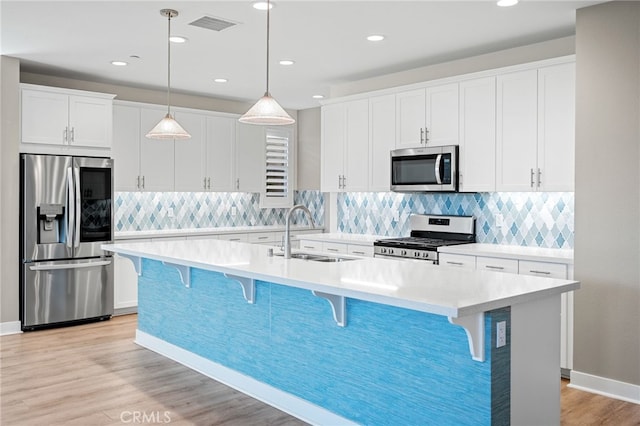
236,123,266,193
21,84,114,149
173,111,207,192
139,108,175,192
537,62,575,192
112,104,141,191
497,62,575,192
458,77,497,192
320,100,369,192
207,116,236,191
395,83,458,149
496,69,539,191
369,94,396,191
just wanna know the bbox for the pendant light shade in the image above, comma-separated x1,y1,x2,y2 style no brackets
240,0,295,126
146,9,191,140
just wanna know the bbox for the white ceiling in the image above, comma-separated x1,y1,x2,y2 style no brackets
1,1,601,110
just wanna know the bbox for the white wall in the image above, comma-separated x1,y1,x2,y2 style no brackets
574,1,640,388
0,56,20,324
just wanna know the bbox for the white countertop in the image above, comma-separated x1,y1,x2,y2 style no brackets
103,239,579,319
297,233,385,245
115,225,324,240
438,243,574,265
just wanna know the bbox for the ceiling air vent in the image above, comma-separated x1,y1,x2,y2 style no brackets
189,15,238,32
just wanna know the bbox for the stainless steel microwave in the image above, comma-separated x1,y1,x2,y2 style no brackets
390,145,459,192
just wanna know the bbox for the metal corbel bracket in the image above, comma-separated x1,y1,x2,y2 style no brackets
162,262,191,288
448,312,485,362
312,291,346,327
118,254,142,276
224,274,256,304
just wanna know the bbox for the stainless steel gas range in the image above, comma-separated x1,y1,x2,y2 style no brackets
373,214,475,264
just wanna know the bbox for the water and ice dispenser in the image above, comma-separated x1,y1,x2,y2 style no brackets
37,203,64,243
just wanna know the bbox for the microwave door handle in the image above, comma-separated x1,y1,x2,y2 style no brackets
73,166,81,249
66,167,74,250
434,154,443,184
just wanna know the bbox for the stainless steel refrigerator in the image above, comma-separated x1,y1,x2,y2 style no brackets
20,154,114,330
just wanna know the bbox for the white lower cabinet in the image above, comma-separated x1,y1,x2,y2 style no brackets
299,240,322,251
323,242,348,254
347,244,374,257
439,252,573,371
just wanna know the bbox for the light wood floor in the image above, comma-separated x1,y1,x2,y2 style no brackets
1,314,639,425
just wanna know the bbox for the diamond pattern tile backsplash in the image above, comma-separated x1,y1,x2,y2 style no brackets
115,190,573,249
337,192,574,249
115,191,324,231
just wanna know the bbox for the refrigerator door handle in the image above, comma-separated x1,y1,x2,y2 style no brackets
29,259,112,271
73,166,81,249
66,167,75,249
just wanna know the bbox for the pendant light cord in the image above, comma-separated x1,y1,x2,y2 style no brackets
167,11,172,115
265,0,270,95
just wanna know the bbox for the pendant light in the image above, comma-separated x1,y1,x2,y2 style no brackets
146,9,191,140
239,0,295,125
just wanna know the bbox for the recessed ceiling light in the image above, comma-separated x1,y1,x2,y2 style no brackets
169,35,188,43
367,35,385,42
252,2,273,10
279,59,295,66
111,61,128,66
214,78,228,83
312,95,324,99
497,0,518,6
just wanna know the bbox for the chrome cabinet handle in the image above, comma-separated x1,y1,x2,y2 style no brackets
142,176,145,189
424,127,429,144
420,128,424,144
204,177,207,190
342,175,346,189
537,168,542,187
529,270,551,275
207,177,211,190
446,261,464,266
136,175,140,189
352,251,366,255
70,127,75,142
236,178,240,190
530,168,535,188
258,236,269,240
302,245,315,249
485,265,505,270
326,248,339,252
63,127,68,143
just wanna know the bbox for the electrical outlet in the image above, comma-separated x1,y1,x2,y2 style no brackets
166,208,174,218
496,321,507,348
495,213,504,229
231,206,237,217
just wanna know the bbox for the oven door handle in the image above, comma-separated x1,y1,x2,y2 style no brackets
434,154,443,184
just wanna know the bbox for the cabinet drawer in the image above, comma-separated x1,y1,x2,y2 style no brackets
347,245,374,257
519,261,567,279
439,253,476,269
476,256,518,274
322,242,348,254
218,233,248,242
247,232,277,244
299,240,322,251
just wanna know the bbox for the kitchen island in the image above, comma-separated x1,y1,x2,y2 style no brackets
103,239,579,426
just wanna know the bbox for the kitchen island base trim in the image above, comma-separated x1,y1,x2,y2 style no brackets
135,330,356,426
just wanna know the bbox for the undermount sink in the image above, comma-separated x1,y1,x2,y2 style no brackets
275,252,356,263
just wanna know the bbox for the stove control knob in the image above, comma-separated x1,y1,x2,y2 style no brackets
414,252,420,258
389,248,394,255
401,250,407,256
380,248,387,254
423,252,429,258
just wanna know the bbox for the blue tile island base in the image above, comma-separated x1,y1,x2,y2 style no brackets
137,259,512,425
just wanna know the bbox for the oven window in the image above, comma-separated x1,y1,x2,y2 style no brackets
79,167,112,242
392,155,438,185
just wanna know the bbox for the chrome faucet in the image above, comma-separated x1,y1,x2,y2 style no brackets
283,204,315,259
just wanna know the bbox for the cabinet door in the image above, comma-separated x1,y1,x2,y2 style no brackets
459,77,496,192
537,62,575,192
496,70,538,191
21,89,69,145
395,89,426,149
344,100,369,191
369,95,396,191
112,104,141,191
236,123,265,192
139,108,175,191
68,95,113,148
207,116,236,191
321,103,345,192
425,83,459,147
174,111,207,191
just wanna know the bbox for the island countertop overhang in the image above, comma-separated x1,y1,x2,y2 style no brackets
102,239,579,319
